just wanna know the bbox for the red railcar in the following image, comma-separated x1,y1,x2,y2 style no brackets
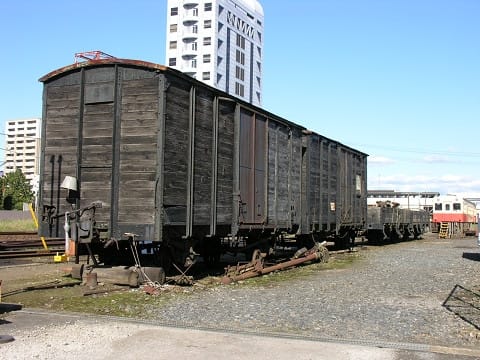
432,195,477,235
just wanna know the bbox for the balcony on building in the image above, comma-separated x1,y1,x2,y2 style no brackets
183,1,199,8
183,14,198,25
182,48,198,58
179,71,196,80
182,63,198,75
182,30,198,41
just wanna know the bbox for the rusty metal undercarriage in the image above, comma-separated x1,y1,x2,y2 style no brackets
66,241,329,288
221,242,329,284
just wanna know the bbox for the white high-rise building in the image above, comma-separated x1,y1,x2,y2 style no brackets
3,118,42,193
166,0,264,107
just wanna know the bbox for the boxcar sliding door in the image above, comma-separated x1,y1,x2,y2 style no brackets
238,109,267,225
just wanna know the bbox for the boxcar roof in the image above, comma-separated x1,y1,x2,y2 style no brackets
39,58,368,157
38,58,167,83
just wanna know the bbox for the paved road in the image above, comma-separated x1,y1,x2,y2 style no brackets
1,310,480,359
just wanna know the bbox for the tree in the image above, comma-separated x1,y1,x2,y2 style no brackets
0,169,34,210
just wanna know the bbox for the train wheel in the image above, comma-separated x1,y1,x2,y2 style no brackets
152,245,173,275
366,230,383,245
203,236,222,267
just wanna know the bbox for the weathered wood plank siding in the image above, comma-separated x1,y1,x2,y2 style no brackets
267,122,290,227
306,135,321,230
163,78,190,227
289,128,303,227
40,72,82,237
118,70,159,225
336,147,367,227
80,67,115,230
320,140,331,230
193,89,213,225
216,101,235,225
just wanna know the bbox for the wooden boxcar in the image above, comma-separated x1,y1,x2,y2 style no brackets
38,58,368,267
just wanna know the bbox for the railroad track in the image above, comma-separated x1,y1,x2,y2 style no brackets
0,231,47,242
0,232,64,259
0,249,61,259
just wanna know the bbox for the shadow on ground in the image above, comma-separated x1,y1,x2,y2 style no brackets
443,284,480,330
462,252,480,262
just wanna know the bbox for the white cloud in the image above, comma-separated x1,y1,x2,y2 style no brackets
422,155,452,163
368,156,395,165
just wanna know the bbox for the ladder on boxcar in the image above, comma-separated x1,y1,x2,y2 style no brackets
439,222,450,239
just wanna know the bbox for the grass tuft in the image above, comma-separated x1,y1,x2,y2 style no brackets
0,218,37,232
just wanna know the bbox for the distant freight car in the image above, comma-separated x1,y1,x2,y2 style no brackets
366,202,430,243
37,58,368,268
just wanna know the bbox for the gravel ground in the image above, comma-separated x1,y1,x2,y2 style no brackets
1,233,480,359
146,234,480,349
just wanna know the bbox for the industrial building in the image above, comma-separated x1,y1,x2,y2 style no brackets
367,190,439,213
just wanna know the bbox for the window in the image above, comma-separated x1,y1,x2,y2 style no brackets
204,3,212,11
203,37,211,46
171,7,178,16
169,58,176,66
235,82,244,97
235,66,244,81
170,24,177,32
236,50,245,65
236,34,245,49
191,42,197,51
435,203,442,211
453,203,461,211
169,41,177,49
202,72,210,80
203,54,211,63
445,204,450,211
193,8,198,16
204,20,212,28
192,25,198,33
191,59,197,68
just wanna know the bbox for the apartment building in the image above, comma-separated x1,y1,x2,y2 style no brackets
3,118,42,193
166,0,264,106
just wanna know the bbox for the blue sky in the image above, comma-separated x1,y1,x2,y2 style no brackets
1,0,479,197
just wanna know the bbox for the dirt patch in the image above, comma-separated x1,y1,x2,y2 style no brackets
0,251,361,317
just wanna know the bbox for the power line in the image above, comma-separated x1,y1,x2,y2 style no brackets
349,142,480,158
